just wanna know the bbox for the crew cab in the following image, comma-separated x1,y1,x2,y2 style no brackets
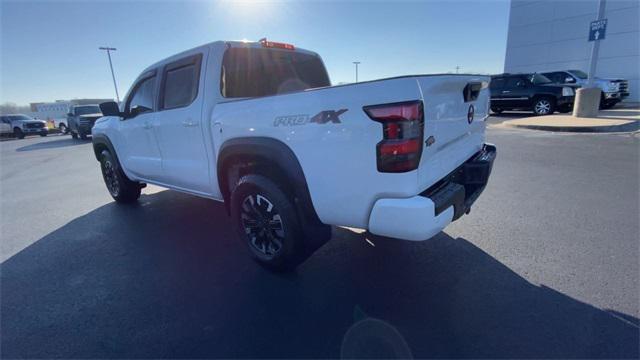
92,39,496,270
67,104,103,139
490,73,577,115
541,70,629,109
0,114,48,139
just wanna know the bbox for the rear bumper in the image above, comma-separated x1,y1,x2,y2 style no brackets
368,143,496,241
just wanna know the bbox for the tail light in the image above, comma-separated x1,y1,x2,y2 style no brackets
363,100,424,173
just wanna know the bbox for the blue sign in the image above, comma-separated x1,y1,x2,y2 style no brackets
589,19,607,41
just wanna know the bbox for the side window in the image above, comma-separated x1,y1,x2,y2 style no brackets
160,54,202,110
125,75,156,115
505,77,527,88
490,78,505,90
546,72,562,83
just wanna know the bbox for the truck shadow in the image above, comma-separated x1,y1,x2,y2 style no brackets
1,190,638,358
16,138,89,152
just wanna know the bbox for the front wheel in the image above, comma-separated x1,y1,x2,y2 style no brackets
79,132,88,140
14,128,25,139
71,131,78,139
59,124,68,134
533,97,555,115
231,174,313,271
99,150,141,203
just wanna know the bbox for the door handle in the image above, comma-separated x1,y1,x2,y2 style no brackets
182,120,198,127
502,90,511,93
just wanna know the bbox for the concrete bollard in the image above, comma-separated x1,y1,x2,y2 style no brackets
573,88,601,118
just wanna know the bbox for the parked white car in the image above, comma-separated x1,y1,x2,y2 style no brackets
0,114,48,139
92,39,496,270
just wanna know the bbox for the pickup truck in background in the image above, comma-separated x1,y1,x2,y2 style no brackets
92,39,496,270
541,70,629,109
67,104,103,139
0,114,48,139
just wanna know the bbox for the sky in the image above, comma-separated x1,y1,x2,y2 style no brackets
0,0,510,105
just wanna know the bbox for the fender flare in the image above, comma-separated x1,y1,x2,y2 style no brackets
92,134,119,164
217,137,322,224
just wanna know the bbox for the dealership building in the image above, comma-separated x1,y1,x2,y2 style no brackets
504,0,639,102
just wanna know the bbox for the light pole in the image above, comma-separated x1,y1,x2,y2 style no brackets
352,61,360,83
587,0,606,87
99,47,120,103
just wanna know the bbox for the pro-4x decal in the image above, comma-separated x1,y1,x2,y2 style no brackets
274,109,348,127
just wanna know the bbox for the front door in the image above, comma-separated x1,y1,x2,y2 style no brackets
119,72,163,180
153,52,211,193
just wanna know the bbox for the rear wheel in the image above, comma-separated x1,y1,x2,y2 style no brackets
71,131,78,139
99,150,141,203
59,124,68,134
231,174,314,271
533,97,555,115
80,132,88,140
490,107,503,114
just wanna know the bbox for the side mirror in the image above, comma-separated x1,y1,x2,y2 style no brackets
128,105,152,118
565,77,576,83
99,101,121,117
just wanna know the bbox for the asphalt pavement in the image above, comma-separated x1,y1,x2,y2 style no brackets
1,123,638,358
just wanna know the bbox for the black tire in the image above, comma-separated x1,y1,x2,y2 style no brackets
532,97,556,115
600,100,617,110
490,107,503,114
557,104,572,113
99,149,141,203
231,174,314,271
59,124,68,134
80,132,88,140
71,131,78,139
14,128,25,139
40,132,47,137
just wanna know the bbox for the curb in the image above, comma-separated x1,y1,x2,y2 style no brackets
502,121,639,133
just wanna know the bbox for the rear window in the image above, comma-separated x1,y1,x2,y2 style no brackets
220,47,331,98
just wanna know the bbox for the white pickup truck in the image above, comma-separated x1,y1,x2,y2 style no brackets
93,39,496,270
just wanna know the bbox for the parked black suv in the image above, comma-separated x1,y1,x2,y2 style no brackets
490,73,577,115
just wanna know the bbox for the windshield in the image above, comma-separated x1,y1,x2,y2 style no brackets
530,73,552,85
220,47,331,98
569,70,588,79
8,115,32,121
74,106,101,115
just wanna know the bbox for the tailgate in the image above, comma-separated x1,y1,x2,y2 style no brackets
416,75,491,191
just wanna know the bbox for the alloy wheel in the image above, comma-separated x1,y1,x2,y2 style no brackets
102,159,120,196
535,99,551,115
240,194,285,258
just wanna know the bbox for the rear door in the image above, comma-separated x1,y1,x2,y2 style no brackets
489,77,506,107
153,51,211,193
0,116,11,134
502,76,531,108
